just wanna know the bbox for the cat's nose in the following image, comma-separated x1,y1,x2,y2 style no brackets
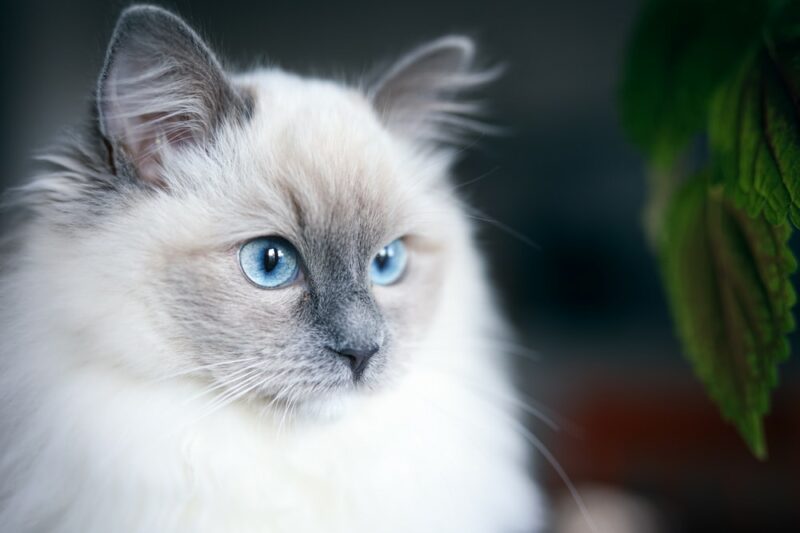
330,344,379,379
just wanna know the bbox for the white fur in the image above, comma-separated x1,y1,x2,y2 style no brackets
0,57,543,533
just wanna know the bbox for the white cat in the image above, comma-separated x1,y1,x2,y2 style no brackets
0,5,543,532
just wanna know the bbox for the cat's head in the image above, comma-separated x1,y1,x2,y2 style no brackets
18,5,497,417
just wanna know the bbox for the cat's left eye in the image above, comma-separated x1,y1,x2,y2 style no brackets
370,239,408,286
238,237,301,289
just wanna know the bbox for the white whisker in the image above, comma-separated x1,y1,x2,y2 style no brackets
147,356,261,384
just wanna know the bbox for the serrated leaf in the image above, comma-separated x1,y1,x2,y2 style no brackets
620,0,768,168
660,178,796,458
710,15,800,227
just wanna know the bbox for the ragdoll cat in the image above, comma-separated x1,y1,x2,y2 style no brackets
0,5,543,532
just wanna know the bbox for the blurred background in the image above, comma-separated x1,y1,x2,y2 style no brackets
1,1,798,531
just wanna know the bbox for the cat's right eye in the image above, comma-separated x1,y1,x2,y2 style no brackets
238,237,301,289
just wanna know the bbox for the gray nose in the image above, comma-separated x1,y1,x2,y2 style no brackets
330,344,379,379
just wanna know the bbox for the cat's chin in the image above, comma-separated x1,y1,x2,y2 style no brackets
264,391,360,424
251,365,398,424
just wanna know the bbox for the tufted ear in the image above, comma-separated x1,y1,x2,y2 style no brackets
97,5,250,185
368,36,500,144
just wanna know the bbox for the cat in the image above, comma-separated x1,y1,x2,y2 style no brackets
0,5,543,532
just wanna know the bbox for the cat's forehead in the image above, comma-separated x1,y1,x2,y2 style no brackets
241,71,399,181
208,71,443,242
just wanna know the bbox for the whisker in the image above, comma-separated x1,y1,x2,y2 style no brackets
147,357,260,384
275,388,297,437
463,204,541,251
177,364,262,408
403,337,542,367
448,165,501,193
505,415,598,533
192,371,264,421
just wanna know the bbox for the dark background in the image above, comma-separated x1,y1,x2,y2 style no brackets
2,1,798,532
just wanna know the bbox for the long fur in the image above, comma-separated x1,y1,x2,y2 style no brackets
0,5,543,532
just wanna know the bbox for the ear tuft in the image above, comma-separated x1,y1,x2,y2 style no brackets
369,35,501,145
97,5,249,185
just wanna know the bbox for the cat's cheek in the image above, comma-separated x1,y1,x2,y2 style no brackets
373,261,445,344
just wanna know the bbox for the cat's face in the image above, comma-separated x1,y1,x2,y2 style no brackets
22,6,493,416
145,81,460,411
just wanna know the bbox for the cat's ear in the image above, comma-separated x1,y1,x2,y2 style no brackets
97,5,250,185
368,36,500,144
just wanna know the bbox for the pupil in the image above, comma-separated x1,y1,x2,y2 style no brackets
264,247,280,272
375,248,390,270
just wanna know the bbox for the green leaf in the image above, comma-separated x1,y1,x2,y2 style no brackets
710,13,800,227
660,178,796,458
620,0,768,168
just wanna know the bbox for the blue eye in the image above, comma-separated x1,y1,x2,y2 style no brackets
239,237,300,289
370,239,407,286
